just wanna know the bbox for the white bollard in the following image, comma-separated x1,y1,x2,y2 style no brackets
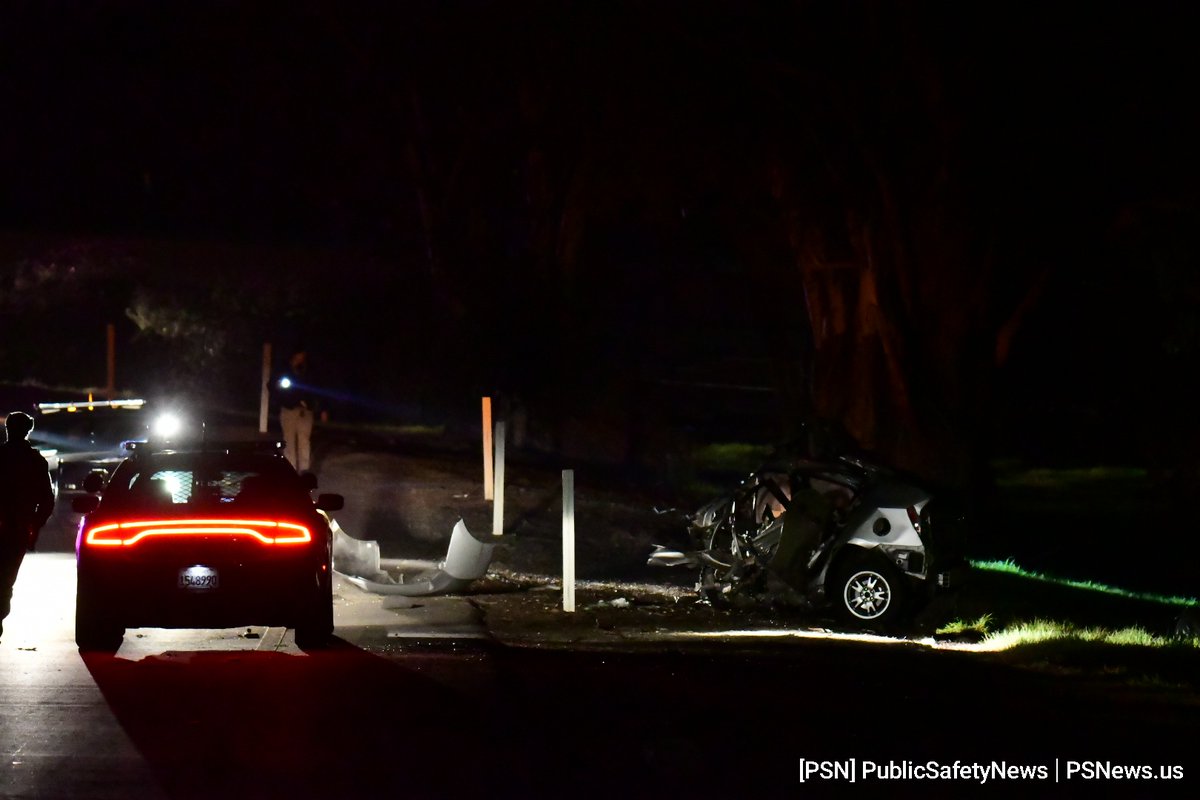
105,323,116,400
563,469,576,613
482,397,494,501
259,342,272,434
492,421,506,535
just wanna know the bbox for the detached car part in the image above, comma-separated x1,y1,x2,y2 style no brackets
332,519,498,596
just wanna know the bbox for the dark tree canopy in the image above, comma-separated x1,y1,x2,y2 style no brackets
3,1,1199,485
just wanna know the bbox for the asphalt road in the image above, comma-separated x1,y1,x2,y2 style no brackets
4,553,1200,799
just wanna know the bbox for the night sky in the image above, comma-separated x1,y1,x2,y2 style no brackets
3,1,1199,471
6,2,1193,242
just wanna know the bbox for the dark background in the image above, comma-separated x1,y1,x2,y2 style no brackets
2,1,1198,485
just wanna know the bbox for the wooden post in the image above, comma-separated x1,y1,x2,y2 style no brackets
562,469,576,613
482,397,494,501
259,342,272,434
105,323,116,400
492,421,506,535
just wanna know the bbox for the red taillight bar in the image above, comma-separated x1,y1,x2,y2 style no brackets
85,518,312,547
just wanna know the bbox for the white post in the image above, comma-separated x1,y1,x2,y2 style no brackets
562,469,576,613
492,421,506,536
259,342,272,434
482,397,494,501
105,323,116,400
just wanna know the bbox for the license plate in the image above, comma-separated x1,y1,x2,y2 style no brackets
179,566,219,591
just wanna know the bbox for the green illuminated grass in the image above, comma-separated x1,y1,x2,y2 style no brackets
970,558,1198,608
935,614,993,637
933,560,1200,688
979,620,1200,692
982,619,1186,651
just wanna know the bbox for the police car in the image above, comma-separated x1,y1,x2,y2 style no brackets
71,439,343,651
29,398,157,494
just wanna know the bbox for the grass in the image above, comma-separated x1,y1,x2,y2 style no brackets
678,442,776,501
923,461,1200,689
970,558,1199,608
974,619,1200,691
981,619,1179,650
993,465,1148,489
691,442,774,475
935,613,992,638
326,421,446,437
934,558,1200,690
988,462,1156,516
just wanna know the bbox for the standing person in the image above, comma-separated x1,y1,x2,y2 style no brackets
0,412,55,641
275,349,324,473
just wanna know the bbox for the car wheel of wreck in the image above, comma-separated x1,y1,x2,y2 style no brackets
833,554,908,629
698,521,770,607
698,522,735,606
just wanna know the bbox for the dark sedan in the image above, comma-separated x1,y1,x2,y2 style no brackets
72,440,343,651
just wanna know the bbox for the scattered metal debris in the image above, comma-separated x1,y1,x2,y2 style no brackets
332,518,499,596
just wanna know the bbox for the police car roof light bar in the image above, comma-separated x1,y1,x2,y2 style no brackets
38,399,146,412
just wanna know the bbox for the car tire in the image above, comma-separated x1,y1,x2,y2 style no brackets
294,571,334,650
75,579,124,652
698,521,764,607
831,552,909,630
698,522,734,606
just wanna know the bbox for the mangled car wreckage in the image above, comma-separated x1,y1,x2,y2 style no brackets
649,454,968,628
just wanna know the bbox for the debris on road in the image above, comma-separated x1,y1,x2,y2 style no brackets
332,518,499,596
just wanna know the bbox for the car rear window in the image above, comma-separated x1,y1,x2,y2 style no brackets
130,469,258,505
105,456,306,510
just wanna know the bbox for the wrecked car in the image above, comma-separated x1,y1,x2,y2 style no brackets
649,454,968,628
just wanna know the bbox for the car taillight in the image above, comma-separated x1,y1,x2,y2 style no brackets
84,518,312,547
906,506,923,535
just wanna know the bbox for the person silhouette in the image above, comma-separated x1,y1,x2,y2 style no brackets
0,412,55,640
275,349,325,472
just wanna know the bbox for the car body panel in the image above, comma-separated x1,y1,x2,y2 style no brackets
842,502,928,556
80,542,326,628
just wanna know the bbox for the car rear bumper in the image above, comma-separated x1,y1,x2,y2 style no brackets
78,550,327,629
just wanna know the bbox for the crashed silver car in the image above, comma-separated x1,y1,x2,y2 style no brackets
649,455,968,628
